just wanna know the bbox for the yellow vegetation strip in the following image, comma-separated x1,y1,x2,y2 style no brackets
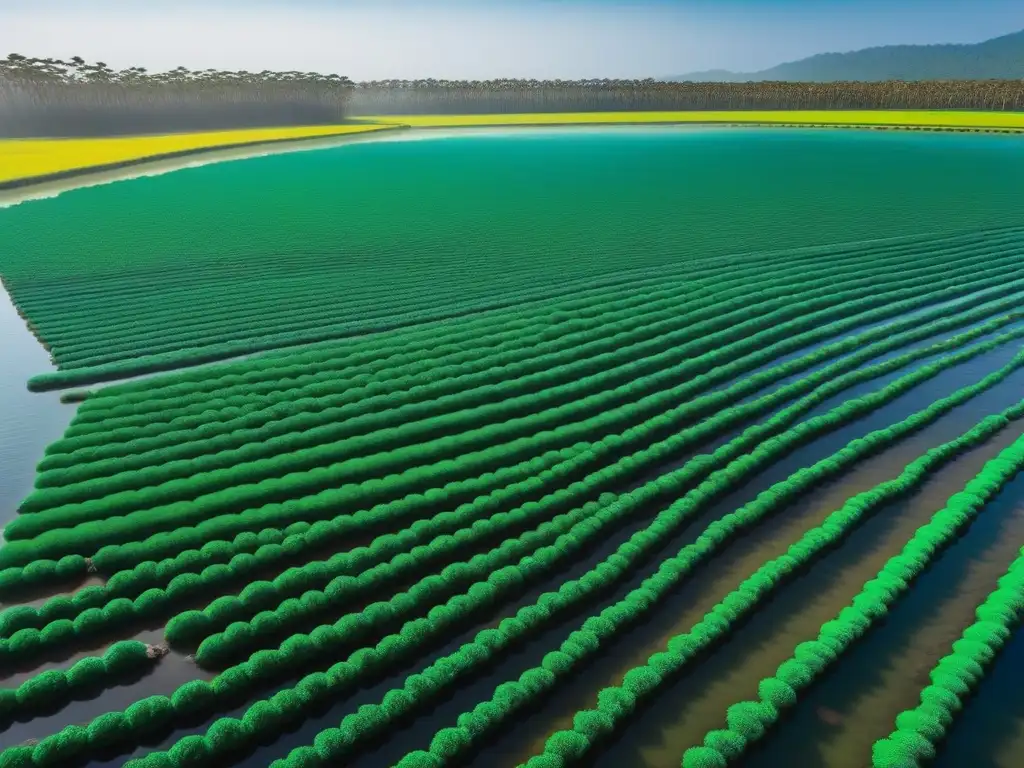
6,110,1020,190
0,123,399,187
353,109,1024,130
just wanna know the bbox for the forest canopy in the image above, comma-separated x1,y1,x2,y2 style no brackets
2,54,1023,137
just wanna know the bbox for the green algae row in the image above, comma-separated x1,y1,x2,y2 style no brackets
679,433,1024,768
4,218,1024,768
5,128,1024,384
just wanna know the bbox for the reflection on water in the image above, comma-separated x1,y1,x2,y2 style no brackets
0,283,76,528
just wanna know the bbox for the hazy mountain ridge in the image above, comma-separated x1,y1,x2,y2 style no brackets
666,29,1024,82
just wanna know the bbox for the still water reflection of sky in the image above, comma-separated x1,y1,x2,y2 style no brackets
0,285,75,530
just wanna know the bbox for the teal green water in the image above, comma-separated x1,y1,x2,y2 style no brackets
3,127,1024,280
3,126,1024,390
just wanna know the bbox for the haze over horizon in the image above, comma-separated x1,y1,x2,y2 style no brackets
2,0,1021,81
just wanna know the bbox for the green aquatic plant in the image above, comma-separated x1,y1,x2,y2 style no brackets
416,394,1024,767
6,243,1024,575
872,549,1024,767
0,641,159,722
128,342,1024,768
681,435,1024,767
6,216,1024,768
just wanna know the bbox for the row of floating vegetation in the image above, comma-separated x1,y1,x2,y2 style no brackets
4,222,1024,768
872,544,1024,767
8,233,1024,561
681,434,1024,768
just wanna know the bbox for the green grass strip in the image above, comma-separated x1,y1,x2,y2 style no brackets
388,407,1024,764
28,230,909,391
3,268,1019,620
178,326,1024,664
51,236,855,363
0,312,1000,768
18,244,982,516
32,230,983,374
48,278,701,443
68,232,910,406
80,233,1024,426
1,443,583,602
40,252,593,344
0,447,582,655
50,265,639,368
264,347,1024,768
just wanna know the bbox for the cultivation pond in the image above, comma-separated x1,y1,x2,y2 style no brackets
2,126,1024,390
1,126,1024,768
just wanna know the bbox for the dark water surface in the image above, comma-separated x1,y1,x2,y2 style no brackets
0,285,74,528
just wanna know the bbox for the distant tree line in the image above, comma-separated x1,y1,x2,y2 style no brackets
0,54,354,138
348,78,1024,114
2,54,1022,138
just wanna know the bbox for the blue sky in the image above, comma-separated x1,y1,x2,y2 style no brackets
1,0,1021,80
